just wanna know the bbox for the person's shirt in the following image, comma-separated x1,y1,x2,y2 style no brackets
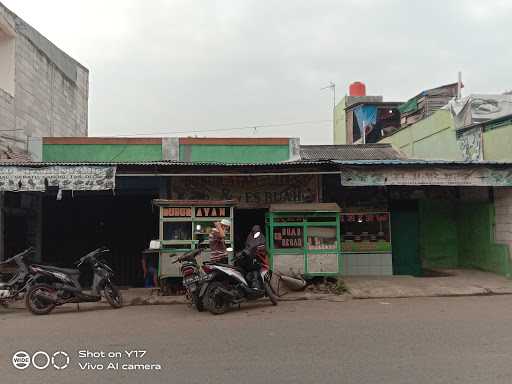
209,228,227,261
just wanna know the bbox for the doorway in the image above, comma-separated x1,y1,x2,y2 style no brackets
234,209,267,250
390,200,421,276
42,193,159,286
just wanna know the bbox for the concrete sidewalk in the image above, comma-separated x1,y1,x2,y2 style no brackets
5,269,512,314
345,269,512,299
115,269,512,304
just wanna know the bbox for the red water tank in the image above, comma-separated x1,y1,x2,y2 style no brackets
349,81,366,97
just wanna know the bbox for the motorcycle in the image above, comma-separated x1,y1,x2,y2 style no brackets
200,231,278,315
0,247,36,308
171,248,206,311
25,247,123,315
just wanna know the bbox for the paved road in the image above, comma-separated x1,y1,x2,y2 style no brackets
2,296,512,384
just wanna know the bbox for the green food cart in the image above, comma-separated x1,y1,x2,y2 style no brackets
266,203,341,276
152,200,236,283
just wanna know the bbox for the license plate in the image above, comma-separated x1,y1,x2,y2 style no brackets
183,275,201,285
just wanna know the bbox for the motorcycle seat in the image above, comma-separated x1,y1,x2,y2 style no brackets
206,262,246,274
33,265,80,276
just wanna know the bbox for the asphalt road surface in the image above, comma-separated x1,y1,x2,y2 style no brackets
2,296,512,384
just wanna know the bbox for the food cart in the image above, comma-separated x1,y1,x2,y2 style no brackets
266,203,341,276
152,200,236,285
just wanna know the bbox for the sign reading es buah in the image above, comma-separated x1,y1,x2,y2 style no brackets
170,175,319,208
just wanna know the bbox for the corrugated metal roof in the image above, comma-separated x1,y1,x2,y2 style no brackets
332,159,512,165
0,160,335,167
300,144,405,161
0,159,511,168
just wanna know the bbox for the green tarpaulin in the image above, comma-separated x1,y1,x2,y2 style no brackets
398,98,418,114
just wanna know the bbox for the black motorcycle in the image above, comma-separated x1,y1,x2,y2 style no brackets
0,247,36,308
171,248,206,311
25,247,123,315
200,231,278,315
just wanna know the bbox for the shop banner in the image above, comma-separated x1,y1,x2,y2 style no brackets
170,175,319,208
0,166,116,192
340,167,512,187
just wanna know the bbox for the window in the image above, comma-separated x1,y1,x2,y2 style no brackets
341,212,391,253
273,226,303,249
307,227,337,250
163,222,192,241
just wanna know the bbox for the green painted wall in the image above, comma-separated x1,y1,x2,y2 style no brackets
457,203,511,277
381,110,463,160
482,122,512,160
43,144,163,162
418,199,511,277
179,144,290,163
333,98,347,144
419,200,459,269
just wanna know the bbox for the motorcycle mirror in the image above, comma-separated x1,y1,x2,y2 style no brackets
226,247,233,252
254,231,261,239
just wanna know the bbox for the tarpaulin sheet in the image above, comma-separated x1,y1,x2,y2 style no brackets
0,166,116,192
354,105,378,138
448,94,512,128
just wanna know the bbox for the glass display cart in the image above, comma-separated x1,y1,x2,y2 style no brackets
152,200,236,281
266,203,341,276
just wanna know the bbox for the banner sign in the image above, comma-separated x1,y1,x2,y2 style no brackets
340,167,512,187
0,166,116,192
170,175,319,208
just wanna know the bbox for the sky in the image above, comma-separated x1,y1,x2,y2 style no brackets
3,0,512,144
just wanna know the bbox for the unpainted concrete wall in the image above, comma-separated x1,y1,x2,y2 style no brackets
0,3,88,152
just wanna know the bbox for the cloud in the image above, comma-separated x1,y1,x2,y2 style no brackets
3,0,512,143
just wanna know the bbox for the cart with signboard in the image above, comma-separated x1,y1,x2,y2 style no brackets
266,203,341,276
152,200,236,289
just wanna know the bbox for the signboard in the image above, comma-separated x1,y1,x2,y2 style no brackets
0,166,116,192
195,207,229,217
340,167,512,187
163,207,192,217
274,227,303,248
457,128,483,161
170,175,319,208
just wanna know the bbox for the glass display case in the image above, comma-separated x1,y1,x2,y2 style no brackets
153,200,235,279
340,212,393,276
340,212,391,253
266,203,341,276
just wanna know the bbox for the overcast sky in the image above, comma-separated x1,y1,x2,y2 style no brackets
3,0,512,144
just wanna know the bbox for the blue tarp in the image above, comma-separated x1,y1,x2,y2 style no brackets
354,105,378,139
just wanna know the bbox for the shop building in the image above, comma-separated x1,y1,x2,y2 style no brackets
1,137,512,286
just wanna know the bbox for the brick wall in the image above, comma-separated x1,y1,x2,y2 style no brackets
494,187,512,256
0,3,88,152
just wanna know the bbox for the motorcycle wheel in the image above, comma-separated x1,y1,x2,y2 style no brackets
205,282,229,315
104,282,123,308
26,283,56,315
264,282,278,306
191,292,204,312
